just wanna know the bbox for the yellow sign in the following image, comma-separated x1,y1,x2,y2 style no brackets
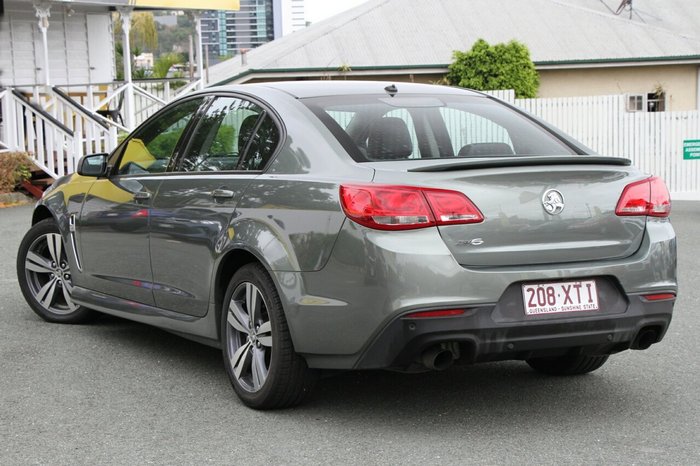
129,0,239,10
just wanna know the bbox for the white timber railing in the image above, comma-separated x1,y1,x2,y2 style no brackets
0,78,202,180
1,88,83,178
55,78,203,130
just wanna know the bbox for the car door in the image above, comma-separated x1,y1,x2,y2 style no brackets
149,95,282,317
77,97,206,306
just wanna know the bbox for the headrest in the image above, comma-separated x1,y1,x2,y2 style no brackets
367,117,413,160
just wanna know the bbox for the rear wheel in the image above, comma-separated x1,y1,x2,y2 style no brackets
17,218,92,323
526,354,609,376
221,263,317,409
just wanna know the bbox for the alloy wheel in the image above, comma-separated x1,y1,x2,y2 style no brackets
24,233,78,315
226,282,273,392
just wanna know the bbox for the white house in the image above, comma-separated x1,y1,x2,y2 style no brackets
1,0,238,183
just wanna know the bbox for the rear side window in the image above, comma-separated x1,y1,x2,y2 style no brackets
303,94,575,162
179,96,280,172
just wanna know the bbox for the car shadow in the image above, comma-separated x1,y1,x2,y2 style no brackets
83,313,646,427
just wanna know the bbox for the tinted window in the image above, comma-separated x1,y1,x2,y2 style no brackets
303,94,575,162
239,113,280,171
180,97,279,172
116,98,203,175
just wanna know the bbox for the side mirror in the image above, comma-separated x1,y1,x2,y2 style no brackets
77,153,109,177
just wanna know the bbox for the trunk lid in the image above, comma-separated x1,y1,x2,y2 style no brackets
370,158,646,267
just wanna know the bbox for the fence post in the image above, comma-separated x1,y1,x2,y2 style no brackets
73,128,83,173
109,126,118,152
1,91,17,150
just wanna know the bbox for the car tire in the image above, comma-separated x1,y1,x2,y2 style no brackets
16,218,93,324
526,354,609,376
221,263,317,409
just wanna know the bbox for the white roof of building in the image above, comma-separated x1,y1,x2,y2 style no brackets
208,0,700,84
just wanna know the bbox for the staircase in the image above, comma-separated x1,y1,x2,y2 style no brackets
1,87,113,197
1,79,202,197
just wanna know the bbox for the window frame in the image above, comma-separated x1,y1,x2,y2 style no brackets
172,92,286,174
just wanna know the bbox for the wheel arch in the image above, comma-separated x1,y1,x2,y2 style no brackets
213,248,270,341
32,205,55,225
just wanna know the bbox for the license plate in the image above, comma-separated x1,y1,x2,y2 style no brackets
522,280,599,315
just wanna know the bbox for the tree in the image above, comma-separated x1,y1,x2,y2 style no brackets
113,12,158,80
152,52,183,78
114,12,158,52
130,12,158,51
446,39,539,98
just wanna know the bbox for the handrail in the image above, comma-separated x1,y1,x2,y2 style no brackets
92,83,130,115
52,87,110,130
10,89,74,137
174,78,203,98
55,77,197,88
133,85,167,105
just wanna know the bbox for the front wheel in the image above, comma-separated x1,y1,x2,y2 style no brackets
16,218,92,323
526,354,609,376
221,263,317,409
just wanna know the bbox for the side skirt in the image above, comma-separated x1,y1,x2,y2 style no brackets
72,286,220,344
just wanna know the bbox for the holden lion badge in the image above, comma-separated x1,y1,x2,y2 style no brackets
542,189,565,215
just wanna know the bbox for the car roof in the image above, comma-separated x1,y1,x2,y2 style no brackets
208,80,484,99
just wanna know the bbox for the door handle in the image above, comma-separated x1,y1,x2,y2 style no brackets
134,191,151,201
211,188,234,199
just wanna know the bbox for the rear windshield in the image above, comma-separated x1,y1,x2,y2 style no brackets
302,94,577,162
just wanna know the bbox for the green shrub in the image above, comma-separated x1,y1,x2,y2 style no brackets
0,152,34,193
446,39,540,98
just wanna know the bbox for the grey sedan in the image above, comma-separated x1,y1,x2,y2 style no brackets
16,81,677,409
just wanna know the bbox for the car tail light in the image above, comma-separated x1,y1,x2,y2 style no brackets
615,176,671,217
403,309,466,319
339,184,483,231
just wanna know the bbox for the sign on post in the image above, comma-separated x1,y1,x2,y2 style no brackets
683,140,700,160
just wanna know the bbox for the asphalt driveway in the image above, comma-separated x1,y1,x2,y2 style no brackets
1,202,698,464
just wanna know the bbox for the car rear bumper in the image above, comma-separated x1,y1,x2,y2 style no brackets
354,294,674,370
276,218,676,370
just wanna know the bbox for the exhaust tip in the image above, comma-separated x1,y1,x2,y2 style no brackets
632,327,660,350
421,346,455,371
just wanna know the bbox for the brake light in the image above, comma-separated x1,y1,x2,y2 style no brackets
615,176,671,217
339,184,483,230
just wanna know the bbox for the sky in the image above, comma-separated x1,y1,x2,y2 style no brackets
304,0,371,23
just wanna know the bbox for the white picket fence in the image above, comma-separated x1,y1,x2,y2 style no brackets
488,90,700,200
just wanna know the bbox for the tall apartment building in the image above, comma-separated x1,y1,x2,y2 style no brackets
201,0,305,59
274,0,306,37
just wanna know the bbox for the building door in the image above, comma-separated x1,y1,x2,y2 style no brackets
87,14,114,84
